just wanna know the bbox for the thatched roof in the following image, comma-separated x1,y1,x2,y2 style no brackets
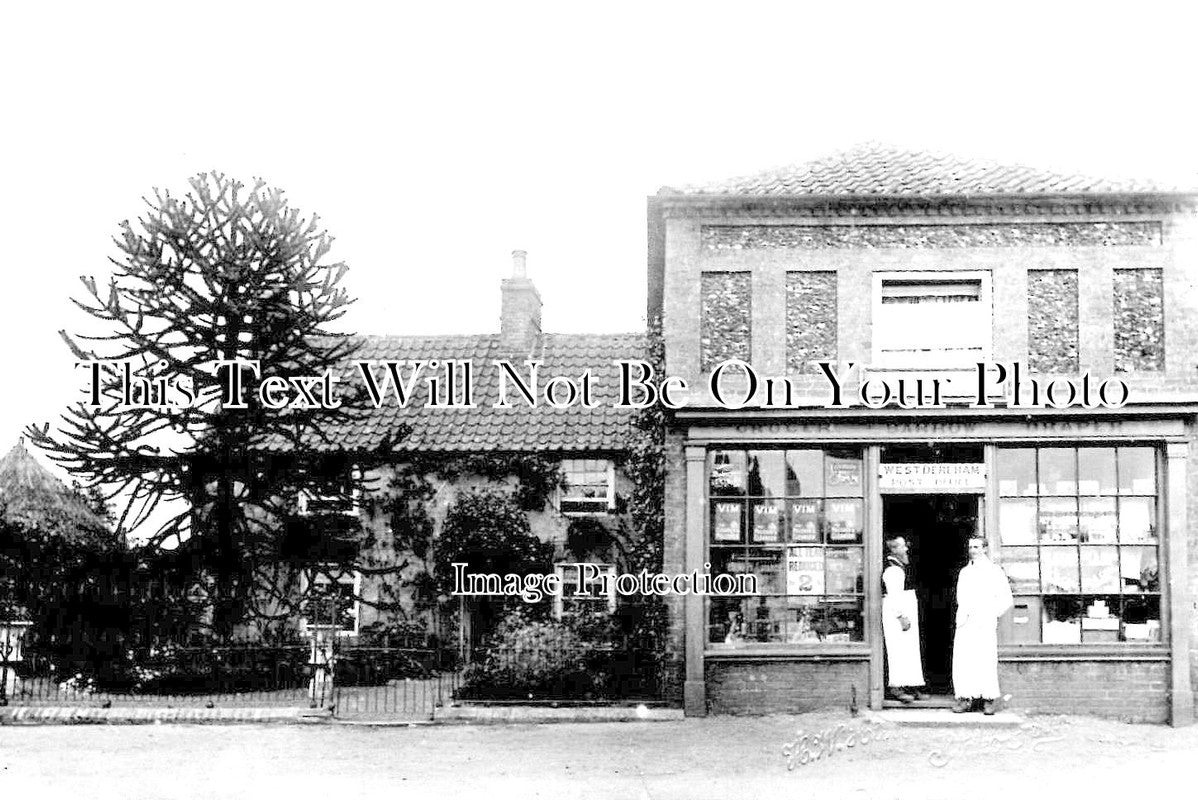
0,438,110,541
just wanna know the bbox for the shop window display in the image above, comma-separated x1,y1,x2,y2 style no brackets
997,446,1161,645
707,448,865,647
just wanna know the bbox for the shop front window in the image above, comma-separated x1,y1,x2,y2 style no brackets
707,448,865,647
996,446,1161,645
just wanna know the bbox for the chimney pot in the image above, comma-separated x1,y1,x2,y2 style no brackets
500,250,541,352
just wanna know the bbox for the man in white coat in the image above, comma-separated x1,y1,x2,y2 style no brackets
882,535,925,703
952,536,1014,715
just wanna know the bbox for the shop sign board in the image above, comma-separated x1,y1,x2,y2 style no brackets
879,463,986,493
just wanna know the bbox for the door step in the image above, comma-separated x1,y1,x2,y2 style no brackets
864,708,1024,727
882,696,957,710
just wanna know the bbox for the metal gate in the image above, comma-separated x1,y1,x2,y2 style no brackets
330,634,462,721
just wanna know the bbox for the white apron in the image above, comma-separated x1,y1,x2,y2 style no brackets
952,558,1013,700
882,564,925,687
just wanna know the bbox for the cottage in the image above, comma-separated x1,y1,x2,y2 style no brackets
282,251,645,645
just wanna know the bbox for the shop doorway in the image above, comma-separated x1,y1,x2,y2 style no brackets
882,495,978,694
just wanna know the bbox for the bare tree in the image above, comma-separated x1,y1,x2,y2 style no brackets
28,172,379,634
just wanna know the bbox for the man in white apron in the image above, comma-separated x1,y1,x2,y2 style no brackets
952,536,1014,714
882,535,925,703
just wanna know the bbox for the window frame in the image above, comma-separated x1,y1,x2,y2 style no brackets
705,447,868,655
557,458,616,515
552,562,617,619
994,444,1165,650
299,564,362,637
871,270,993,372
297,463,362,518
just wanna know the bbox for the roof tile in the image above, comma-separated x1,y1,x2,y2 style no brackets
661,142,1189,197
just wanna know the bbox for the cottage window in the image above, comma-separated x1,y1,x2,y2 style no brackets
301,565,361,635
298,462,361,517
559,459,615,514
996,446,1162,645
873,273,991,369
553,563,617,618
708,448,866,647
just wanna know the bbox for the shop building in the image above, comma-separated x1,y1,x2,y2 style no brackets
649,144,1198,724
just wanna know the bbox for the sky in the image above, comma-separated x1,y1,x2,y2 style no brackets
2,0,1197,494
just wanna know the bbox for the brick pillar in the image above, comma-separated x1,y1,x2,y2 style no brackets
1166,442,1194,726
684,445,707,715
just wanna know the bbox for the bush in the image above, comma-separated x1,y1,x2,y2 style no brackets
456,608,618,700
432,489,553,596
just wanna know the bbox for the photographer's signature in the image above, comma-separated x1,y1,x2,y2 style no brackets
781,720,1065,771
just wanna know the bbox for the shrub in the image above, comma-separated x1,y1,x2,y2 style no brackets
456,608,617,700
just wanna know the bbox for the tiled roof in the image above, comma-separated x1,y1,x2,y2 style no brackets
0,439,110,540
661,142,1184,197
285,333,644,453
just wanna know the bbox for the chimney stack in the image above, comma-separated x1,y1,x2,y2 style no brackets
500,249,542,352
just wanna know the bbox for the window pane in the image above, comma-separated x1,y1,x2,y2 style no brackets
785,450,824,497
709,597,748,644
750,499,784,543
786,597,825,643
710,451,747,496
787,498,822,544
1080,547,1120,593
998,499,1037,545
1080,596,1121,643
747,451,786,497
1043,597,1084,643
824,449,864,497
1041,547,1080,593
740,547,786,594
747,596,789,643
823,499,863,544
824,597,864,642
785,547,825,595
1118,497,1157,542
1120,546,1160,593
1117,447,1156,495
1077,448,1116,495
1122,596,1161,642
1001,547,1040,593
1038,448,1077,495
825,547,864,594
1078,498,1117,543
1039,497,1079,543
711,500,744,543
998,448,1037,496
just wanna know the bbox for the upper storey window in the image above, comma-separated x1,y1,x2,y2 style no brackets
873,272,991,370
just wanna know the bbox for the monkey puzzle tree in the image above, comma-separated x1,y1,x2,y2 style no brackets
27,172,376,635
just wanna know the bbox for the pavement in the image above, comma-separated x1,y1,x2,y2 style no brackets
0,709,1194,799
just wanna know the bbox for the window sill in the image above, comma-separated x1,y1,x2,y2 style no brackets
998,643,1167,661
705,643,869,660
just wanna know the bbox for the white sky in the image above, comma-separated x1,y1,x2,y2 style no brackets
3,0,1197,486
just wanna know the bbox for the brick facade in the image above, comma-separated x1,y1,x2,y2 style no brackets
999,660,1170,723
706,659,869,715
785,271,837,373
1114,268,1166,373
1027,269,1079,373
653,158,1198,724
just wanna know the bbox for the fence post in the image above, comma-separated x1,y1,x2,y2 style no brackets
307,624,337,710
0,620,33,705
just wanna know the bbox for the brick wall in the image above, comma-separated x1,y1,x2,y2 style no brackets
786,271,837,373
706,658,869,714
1027,269,1079,372
660,430,688,704
662,212,1198,403
998,660,1169,723
1113,268,1165,372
